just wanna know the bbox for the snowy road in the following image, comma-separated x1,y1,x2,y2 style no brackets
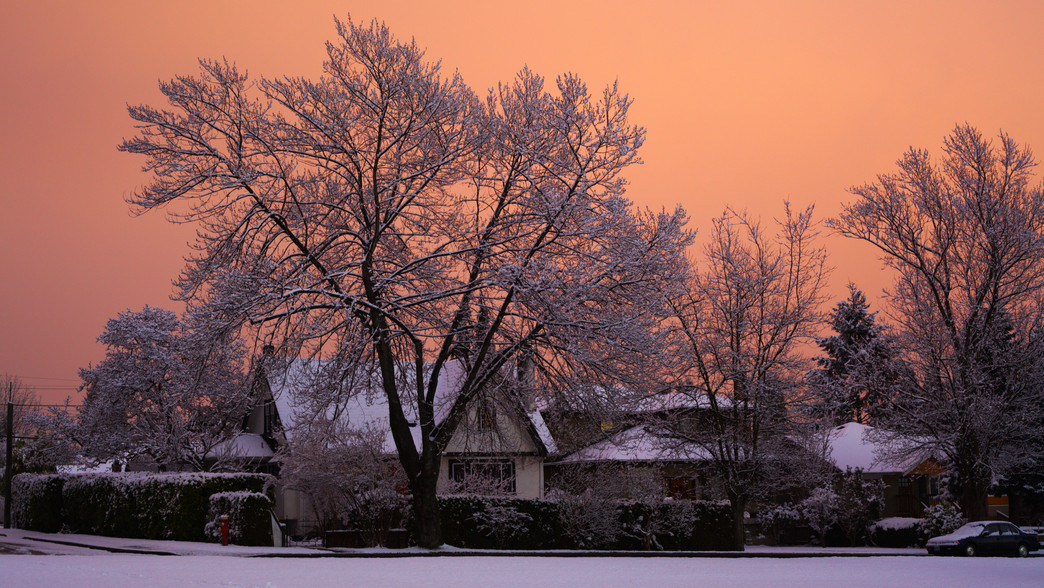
2,554,1042,588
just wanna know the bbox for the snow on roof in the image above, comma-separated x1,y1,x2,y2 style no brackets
826,422,929,474
208,433,275,460
528,408,557,455
266,358,551,456
555,425,712,464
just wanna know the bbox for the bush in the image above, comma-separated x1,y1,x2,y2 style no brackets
438,495,736,551
439,496,565,549
205,491,273,546
869,517,921,547
755,503,804,546
614,500,736,551
11,473,68,532
917,503,965,544
13,472,273,541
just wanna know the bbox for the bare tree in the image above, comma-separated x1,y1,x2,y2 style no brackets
76,306,252,471
832,124,1044,520
661,204,829,549
1,375,39,441
120,17,690,547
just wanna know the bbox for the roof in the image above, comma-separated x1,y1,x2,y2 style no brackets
265,358,554,456
827,422,935,474
208,433,275,461
554,424,712,464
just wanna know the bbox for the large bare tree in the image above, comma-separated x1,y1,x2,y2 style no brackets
832,124,1044,520
661,204,829,549
120,17,690,547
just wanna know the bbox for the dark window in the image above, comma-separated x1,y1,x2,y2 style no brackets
476,402,496,430
667,477,696,499
897,476,911,488
263,402,279,436
448,459,516,494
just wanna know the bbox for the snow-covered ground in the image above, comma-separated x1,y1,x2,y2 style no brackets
2,553,1042,587
1,528,1042,587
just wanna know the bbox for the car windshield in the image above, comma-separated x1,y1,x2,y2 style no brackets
947,522,988,539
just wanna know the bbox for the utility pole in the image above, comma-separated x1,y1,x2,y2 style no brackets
4,382,14,528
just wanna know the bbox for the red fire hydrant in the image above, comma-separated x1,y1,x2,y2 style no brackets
220,515,230,546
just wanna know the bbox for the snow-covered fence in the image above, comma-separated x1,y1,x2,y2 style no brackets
204,491,273,546
12,472,273,542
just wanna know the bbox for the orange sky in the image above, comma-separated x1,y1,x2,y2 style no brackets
5,0,1044,403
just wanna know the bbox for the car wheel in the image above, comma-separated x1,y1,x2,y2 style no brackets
964,543,976,557
1016,543,1029,558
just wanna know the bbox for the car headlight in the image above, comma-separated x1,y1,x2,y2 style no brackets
929,541,958,547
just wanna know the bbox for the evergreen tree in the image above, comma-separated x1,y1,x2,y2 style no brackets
810,285,904,425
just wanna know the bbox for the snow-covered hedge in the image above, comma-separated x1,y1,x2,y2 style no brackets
438,496,737,551
868,517,921,547
205,491,273,546
11,473,69,532
12,472,273,542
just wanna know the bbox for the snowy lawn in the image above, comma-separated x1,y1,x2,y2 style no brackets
2,554,1043,587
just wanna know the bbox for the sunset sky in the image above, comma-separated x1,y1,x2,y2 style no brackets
5,0,1044,404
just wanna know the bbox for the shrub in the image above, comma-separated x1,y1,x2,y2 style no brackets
11,473,68,532
13,472,272,541
917,503,965,544
614,500,736,551
869,517,921,547
439,496,565,549
205,491,273,546
799,487,839,546
755,503,803,546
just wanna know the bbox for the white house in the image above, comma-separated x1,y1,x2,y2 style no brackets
227,357,557,534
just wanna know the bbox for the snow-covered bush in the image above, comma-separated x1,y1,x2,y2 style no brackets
548,488,620,549
438,496,563,549
205,491,273,546
468,505,533,549
755,503,802,546
869,517,921,547
614,500,737,551
276,420,407,539
917,503,965,543
834,468,885,546
16,472,273,541
799,487,839,546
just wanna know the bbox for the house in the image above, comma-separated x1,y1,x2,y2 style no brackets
229,357,557,535
547,423,717,500
826,422,945,518
542,389,724,500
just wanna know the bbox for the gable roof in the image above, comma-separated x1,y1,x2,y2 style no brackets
554,424,712,464
263,357,555,456
827,421,937,475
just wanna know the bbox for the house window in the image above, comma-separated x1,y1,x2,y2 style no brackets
476,402,496,430
263,402,279,436
448,459,516,494
898,476,911,489
667,476,697,499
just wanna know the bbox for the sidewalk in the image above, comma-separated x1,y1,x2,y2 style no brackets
0,527,931,558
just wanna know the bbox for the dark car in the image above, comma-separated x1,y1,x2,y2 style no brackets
926,521,1040,557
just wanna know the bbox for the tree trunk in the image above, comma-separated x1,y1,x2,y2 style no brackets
411,454,443,549
728,496,747,551
959,466,991,522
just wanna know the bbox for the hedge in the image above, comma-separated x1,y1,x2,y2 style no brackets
13,472,273,542
11,473,68,533
205,491,273,546
437,496,738,551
